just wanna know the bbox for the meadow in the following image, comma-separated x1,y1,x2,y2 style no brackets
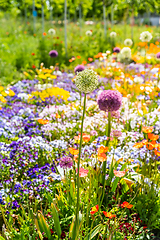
0,15,160,240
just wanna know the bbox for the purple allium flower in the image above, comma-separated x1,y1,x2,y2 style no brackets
97,90,122,112
156,52,160,59
74,65,85,74
59,156,73,169
113,47,121,53
49,50,58,58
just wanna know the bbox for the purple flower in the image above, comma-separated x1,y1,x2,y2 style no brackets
97,90,122,112
74,65,85,74
156,52,160,59
113,47,121,53
59,156,73,169
49,50,58,58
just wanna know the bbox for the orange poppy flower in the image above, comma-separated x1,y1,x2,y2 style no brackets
133,142,144,148
82,134,90,142
76,168,88,177
97,152,107,162
69,59,73,62
103,211,116,219
148,133,159,141
69,147,79,155
121,201,133,209
90,205,99,215
82,61,87,65
98,146,108,154
113,170,126,178
155,149,160,157
142,126,154,133
155,41,159,45
88,58,93,62
43,32,47,36
77,56,81,59
146,142,155,150
37,119,49,124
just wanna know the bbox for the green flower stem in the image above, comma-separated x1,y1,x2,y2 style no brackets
102,111,111,196
75,93,86,236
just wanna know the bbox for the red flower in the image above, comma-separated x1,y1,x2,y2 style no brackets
121,201,133,209
90,205,99,215
76,168,88,177
31,53,35,56
43,32,47,36
103,211,116,219
113,170,126,178
32,65,36,69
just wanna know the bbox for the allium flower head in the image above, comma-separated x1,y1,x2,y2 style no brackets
110,31,117,38
124,38,133,46
97,90,122,112
156,52,160,59
48,28,56,35
59,156,73,169
86,30,92,36
74,65,85,74
140,31,152,42
49,50,58,58
75,69,98,93
120,47,131,59
113,47,121,53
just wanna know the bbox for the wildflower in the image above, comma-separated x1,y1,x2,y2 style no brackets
43,32,47,36
140,31,152,42
110,31,117,38
97,90,122,112
75,69,98,93
76,168,88,177
134,77,143,84
123,178,134,190
49,50,58,58
98,152,107,162
133,142,144,148
155,149,160,157
59,156,73,169
74,65,85,74
32,65,36,69
142,126,154,133
48,28,56,35
86,30,92,36
120,47,131,59
37,119,49,124
111,130,122,138
156,52,160,59
31,53,35,56
103,211,116,219
98,146,108,154
69,148,79,155
148,133,159,141
121,201,133,209
124,38,133,46
90,205,99,215
88,58,93,62
113,170,125,178
113,47,121,53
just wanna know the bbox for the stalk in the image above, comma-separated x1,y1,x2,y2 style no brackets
101,112,111,196
75,93,86,237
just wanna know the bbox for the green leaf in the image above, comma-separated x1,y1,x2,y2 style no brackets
36,212,53,240
0,236,5,240
51,203,62,238
85,224,103,240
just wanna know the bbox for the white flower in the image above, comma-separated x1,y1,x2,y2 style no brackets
120,47,131,59
86,30,92,36
48,28,56,35
133,77,143,84
110,31,117,38
140,31,152,42
124,38,133,46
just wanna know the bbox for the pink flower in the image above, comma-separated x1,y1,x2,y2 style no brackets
76,168,89,177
